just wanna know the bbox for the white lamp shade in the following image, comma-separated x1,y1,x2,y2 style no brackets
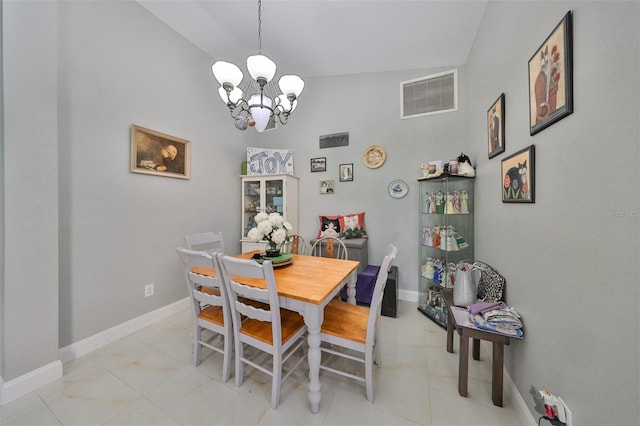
246,55,276,83
212,61,243,87
218,86,244,105
278,75,304,97
249,94,272,132
276,94,297,113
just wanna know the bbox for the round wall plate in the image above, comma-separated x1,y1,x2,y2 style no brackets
388,179,408,198
363,145,387,169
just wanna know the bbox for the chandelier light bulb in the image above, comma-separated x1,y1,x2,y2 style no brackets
249,94,272,132
211,61,243,87
278,75,304,97
276,94,297,113
247,54,277,84
218,86,244,105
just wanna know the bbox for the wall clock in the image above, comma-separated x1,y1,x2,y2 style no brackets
363,145,386,169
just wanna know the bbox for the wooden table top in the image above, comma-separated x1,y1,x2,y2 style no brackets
192,252,360,305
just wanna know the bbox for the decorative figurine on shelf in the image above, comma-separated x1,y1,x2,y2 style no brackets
446,226,459,251
422,196,430,213
452,191,461,214
421,258,435,280
436,191,445,214
460,190,470,214
445,192,455,214
423,226,432,246
432,226,441,249
457,152,476,177
429,192,437,213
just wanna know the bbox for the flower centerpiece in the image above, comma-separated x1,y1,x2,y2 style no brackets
247,212,292,257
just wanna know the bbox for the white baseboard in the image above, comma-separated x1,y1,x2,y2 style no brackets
1,298,189,406
399,289,419,302
0,361,63,406
504,368,537,426
59,297,190,363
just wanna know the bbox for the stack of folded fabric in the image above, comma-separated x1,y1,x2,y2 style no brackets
468,300,523,338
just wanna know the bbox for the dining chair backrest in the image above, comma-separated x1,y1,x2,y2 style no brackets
318,243,397,401
176,247,232,381
184,231,225,254
216,253,307,408
288,234,308,255
310,236,348,260
366,244,398,343
218,254,283,345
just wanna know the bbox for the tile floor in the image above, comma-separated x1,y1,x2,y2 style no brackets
0,301,523,425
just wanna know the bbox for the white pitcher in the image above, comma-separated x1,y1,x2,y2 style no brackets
453,262,477,307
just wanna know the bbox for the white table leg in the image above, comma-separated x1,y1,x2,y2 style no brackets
346,270,357,305
305,305,323,413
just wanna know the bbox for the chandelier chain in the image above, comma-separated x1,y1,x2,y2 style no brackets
257,0,262,54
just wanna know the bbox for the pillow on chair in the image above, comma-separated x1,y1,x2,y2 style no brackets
338,212,367,239
317,215,341,238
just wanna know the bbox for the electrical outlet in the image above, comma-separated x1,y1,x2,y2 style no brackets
144,283,154,297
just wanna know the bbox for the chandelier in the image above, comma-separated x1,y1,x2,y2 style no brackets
211,0,304,132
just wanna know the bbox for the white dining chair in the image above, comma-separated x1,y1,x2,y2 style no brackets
288,234,308,255
184,231,225,254
310,236,348,260
318,244,398,402
217,253,307,409
176,247,233,382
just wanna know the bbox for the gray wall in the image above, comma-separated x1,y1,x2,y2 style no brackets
244,68,469,292
465,2,639,425
2,1,639,424
2,0,60,381
56,0,243,347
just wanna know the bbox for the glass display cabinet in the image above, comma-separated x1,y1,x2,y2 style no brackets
241,174,299,253
417,175,474,328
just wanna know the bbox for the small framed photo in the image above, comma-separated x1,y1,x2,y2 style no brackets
131,124,190,179
319,180,335,194
310,157,326,172
339,163,353,182
528,11,573,135
502,145,535,203
487,93,505,159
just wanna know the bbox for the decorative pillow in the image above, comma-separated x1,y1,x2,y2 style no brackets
317,215,341,238
338,212,367,239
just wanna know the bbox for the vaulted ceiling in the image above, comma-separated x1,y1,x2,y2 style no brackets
138,0,487,78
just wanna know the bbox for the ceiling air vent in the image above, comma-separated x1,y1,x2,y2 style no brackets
401,69,458,119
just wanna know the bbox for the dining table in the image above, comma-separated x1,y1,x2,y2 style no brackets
193,251,359,413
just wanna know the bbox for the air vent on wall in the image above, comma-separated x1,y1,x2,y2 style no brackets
401,69,457,119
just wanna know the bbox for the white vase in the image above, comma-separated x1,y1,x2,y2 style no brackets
453,264,476,307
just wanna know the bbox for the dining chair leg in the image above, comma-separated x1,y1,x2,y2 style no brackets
271,354,282,409
373,327,382,365
365,350,374,402
194,325,202,366
235,341,244,387
222,339,232,382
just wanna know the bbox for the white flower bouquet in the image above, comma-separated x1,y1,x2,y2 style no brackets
247,212,293,254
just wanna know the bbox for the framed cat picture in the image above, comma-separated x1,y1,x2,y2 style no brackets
501,145,535,203
528,11,573,136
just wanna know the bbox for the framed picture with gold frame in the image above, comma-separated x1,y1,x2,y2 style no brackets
131,125,190,179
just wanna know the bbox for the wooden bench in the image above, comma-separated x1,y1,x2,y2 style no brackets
443,289,512,407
